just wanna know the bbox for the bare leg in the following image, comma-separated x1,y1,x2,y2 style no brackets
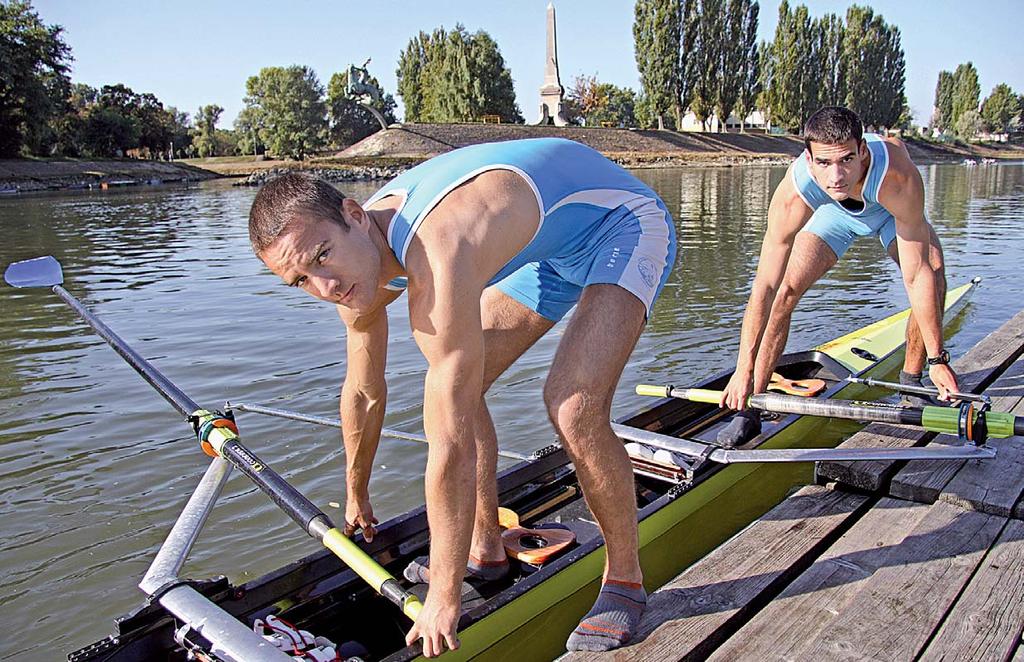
471,288,553,562
545,285,650,651
887,225,947,374
752,232,838,392
406,287,554,583
544,285,646,584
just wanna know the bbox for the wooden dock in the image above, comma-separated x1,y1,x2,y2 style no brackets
565,310,1024,662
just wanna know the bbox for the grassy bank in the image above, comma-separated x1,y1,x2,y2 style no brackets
0,157,219,193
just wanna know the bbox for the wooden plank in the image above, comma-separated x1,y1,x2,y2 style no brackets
561,485,870,662
919,518,1024,661
707,498,932,661
815,423,926,492
890,357,1024,508
938,362,1024,517
793,502,1004,661
817,309,1024,493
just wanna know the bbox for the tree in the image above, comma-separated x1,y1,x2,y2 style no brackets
734,4,761,131
565,75,636,127
677,0,698,124
634,92,664,129
395,25,521,123
565,74,604,125
396,31,430,122
243,65,328,159
689,0,725,131
192,104,222,157
715,0,751,131
80,106,136,157
932,71,954,133
233,106,264,156
214,129,240,156
164,106,192,158
955,109,982,141
594,85,637,128
134,92,174,156
842,5,906,128
816,13,845,106
634,0,681,130
950,62,980,131
980,84,1020,134
326,69,397,147
762,1,812,132
0,0,73,156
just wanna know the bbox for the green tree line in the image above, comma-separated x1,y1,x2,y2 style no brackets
933,63,1021,139
633,0,906,132
2,1,399,159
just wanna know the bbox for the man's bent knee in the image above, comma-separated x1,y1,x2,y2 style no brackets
774,282,805,315
543,379,610,445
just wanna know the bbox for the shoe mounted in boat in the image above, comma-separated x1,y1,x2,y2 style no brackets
716,409,762,447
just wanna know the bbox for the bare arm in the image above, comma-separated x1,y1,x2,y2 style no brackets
404,259,483,655
337,288,402,540
878,141,959,396
721,167,813,409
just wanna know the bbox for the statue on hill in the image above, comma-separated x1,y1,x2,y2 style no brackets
346,59,389,130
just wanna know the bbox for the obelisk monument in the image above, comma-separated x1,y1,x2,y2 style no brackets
537,3,569,126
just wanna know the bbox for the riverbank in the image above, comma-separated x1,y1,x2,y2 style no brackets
6,125,1022,192
195,123,1024,180
0,158,219,194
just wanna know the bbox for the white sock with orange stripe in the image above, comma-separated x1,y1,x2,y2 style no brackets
565,579,647,652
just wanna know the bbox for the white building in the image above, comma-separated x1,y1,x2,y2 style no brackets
678,109,768,132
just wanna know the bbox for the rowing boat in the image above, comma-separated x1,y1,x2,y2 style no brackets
66,279,977,662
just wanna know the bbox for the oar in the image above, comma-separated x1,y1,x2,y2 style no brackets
4,256,422,622
225,401,533,462
636,384,1024,443
844,376,990,404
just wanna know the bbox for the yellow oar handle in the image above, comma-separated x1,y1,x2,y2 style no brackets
636,385,728,405
322,528,423,621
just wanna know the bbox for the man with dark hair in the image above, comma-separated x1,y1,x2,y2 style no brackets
718,106,958,445
248,138,676,655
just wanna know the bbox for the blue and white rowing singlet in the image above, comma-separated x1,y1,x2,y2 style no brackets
791,133,900,258
365,138,677,320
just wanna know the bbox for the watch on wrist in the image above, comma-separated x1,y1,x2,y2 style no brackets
926,349,950,366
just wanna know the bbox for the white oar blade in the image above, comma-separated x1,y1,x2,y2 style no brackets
4,256,63,288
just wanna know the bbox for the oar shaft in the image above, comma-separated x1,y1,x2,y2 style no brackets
177,429,424,620
846,376,988,403
54,285,199,418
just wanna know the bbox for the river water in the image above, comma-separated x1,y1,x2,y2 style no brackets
1,161,1022,658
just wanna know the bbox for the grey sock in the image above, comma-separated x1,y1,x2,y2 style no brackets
403,554,510,584
566,580,647,652
716,409,762,447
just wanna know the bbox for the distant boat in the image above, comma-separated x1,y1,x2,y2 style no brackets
962,158,978,167
981,158,997,165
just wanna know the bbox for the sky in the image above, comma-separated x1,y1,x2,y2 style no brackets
31,0,1024,128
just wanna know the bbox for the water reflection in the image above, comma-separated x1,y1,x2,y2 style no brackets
0,163,1022,658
